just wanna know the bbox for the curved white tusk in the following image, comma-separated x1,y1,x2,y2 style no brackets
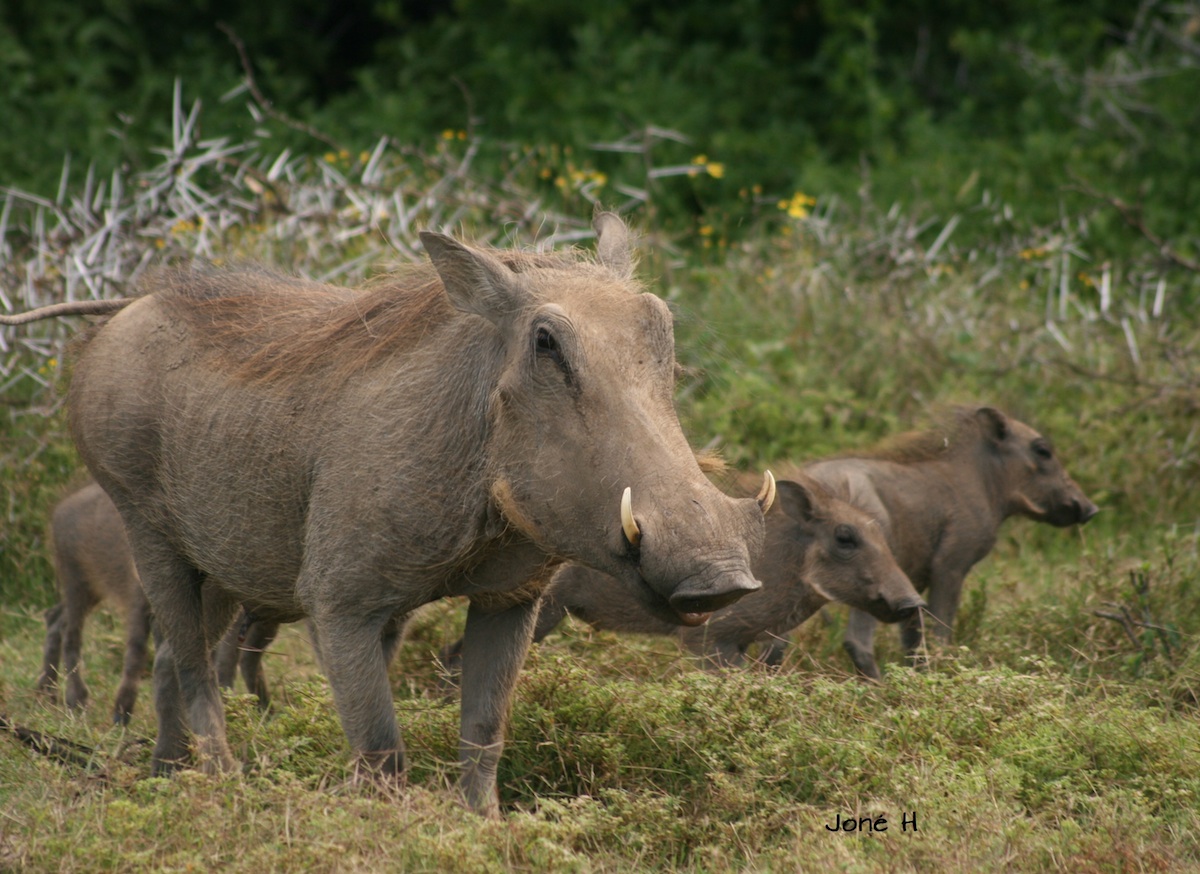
756,470,777,515
620,487,641,547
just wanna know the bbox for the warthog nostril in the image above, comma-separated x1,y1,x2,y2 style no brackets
890,597,926,622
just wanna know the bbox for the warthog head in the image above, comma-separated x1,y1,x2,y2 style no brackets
421,214,771,621
777,478,925,623
974,407,1100,528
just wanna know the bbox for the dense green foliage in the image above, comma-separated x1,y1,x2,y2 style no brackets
4,0,1200,258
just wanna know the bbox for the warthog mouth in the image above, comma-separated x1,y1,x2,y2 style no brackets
625,569,760,628
667,573,762,619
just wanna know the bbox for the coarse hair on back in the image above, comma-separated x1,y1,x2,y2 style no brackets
142,246,589,386
842,405,997,464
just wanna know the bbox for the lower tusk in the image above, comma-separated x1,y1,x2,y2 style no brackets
620,487,641,547
757,470,777,514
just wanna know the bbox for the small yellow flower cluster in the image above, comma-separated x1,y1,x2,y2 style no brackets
553,168,607,191
441,130,468,141
1077,271,1096,288
690,155,725,179
323,149,352,164
778,192,816,219
37,357,58,376
1019,246,1050,260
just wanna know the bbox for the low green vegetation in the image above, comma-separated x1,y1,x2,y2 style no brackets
2,62,1198,873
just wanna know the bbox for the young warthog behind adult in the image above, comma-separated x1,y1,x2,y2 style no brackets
798,406,1098,680
442,477,924,669
37,480,152,725
60,213,773,817
36,481,275,722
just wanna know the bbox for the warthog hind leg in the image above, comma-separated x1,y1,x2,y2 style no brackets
113,597,153,724
132,527,238,776
37,604,66,698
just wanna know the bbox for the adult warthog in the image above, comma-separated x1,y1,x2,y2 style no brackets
49,213,772,816
793,406,1098,680
36,481,275,721
441,476,924,669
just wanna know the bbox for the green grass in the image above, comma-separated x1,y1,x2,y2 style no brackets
2,113,1199,870
3,600,1198,872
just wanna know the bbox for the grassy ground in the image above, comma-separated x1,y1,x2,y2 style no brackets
2,118,1198,871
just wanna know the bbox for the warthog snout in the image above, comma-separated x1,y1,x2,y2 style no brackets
867,593,926,625
1045,493,1100,528
667,570,763,623
1075,497,1100,524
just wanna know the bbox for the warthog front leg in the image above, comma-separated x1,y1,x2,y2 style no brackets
922,567,966,648
843,608,883,682
215,612,280,712
457,597,540,818
314,609,406,780
113,596,153,724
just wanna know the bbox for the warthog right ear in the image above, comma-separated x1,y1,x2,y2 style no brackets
593,211,635,281
420,231,529,326
975,406,1010,443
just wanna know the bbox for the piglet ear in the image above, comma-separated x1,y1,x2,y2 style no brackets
773,478,817,522
420,232,529,325
975,406,1010,443
593,210,635,281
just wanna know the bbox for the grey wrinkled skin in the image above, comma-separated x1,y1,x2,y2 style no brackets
798,406,1099,680
36,481,273,721
66,213,768,817
442,477,924,671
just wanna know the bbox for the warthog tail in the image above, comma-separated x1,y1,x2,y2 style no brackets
0,298,131,326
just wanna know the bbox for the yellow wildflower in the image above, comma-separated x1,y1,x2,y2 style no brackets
777,192,817,219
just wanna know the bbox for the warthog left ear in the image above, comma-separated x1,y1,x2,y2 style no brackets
976,406,1010,443
420,231,530,326
773,478,817,522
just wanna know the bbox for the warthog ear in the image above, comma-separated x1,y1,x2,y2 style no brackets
593,211,634,281
420,231,529,325
975,406,1010,443
774,479,817,522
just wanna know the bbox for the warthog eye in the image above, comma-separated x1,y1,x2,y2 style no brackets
834,524,860,552
535,326,568,371
1032,441,1053,461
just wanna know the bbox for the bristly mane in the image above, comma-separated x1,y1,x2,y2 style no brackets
146,249,583,385
841,407,989,464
